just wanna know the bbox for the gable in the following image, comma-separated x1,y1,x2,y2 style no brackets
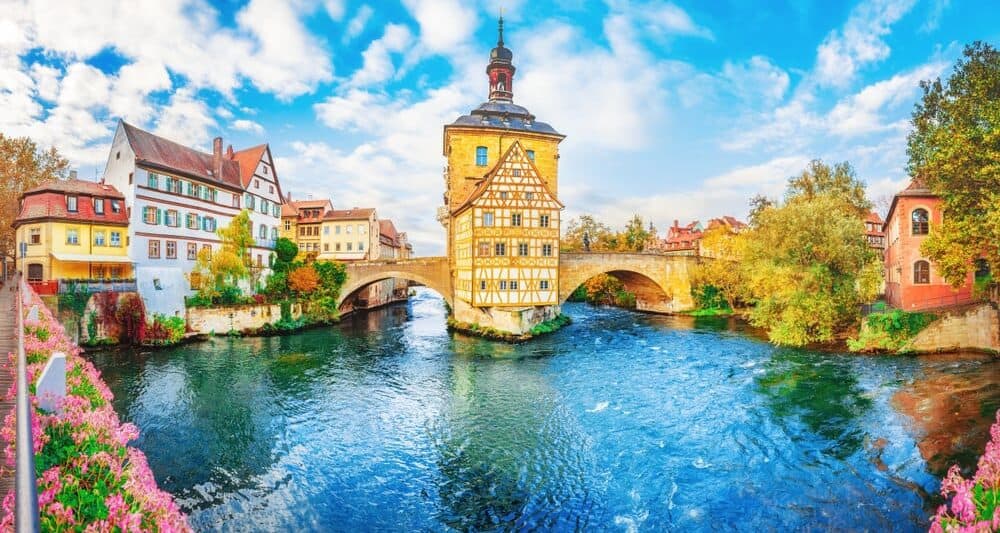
455,141,563,214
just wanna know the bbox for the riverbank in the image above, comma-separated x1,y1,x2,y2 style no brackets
447,313,572,342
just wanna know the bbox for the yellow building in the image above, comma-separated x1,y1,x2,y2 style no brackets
13,179,133,292
317,208,378,261
442,17,566,334
280,198,332,257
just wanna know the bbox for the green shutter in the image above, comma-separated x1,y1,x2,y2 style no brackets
156,209,162,225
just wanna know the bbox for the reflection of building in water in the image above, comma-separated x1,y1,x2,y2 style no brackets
891,357,1000,476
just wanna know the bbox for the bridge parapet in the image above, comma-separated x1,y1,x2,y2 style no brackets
339,257,453,308
558,252,699,313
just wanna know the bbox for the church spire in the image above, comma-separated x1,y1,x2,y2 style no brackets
487,15,515,102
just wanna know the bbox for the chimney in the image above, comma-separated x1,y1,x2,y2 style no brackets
673,219,679,229
212,136,223,176
225,144,234,159
285,192,292,202
69,170,78,181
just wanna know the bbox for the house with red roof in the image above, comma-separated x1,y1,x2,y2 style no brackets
13,177,132,294
100,120,284,316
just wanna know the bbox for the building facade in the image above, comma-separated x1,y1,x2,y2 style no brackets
442,18,565,334
281,198,334,257
101,121,281,316
13,179,133,293
232,144,284,269
865,211,886,259
318,208,378,262
883,179,975,310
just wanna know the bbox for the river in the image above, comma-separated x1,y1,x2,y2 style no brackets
89,288,1000,531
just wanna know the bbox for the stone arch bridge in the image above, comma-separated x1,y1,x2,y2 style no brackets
339,253,700,313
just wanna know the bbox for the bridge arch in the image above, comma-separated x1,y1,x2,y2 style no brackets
338,258,453,310
558,253,698,313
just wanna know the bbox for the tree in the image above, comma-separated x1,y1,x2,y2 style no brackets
561,215,615,252
288,265,319,295
907,41,1000,286
690,225,747,310
0,134,69,259
274,237,299,266
785,159,871,216
619,214,652,252
186,213,253,303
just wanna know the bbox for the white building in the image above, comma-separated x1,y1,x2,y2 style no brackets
101,121,283,316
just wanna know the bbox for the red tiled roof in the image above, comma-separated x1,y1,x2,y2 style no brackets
230,144,268,188
15,180,129,227
121,121,243,190
280,203,298,217
865,211,884,224
379,219,398,240
324,208,375,221
23,179,124,198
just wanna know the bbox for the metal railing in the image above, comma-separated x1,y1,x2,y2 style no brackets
56,279,137,294
15,274,40,531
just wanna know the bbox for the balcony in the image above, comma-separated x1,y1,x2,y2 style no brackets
55,279,138,294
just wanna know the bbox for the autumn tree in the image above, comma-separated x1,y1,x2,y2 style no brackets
288,265,319,295
186,210,254,304
785,159,871,216
907,41,1000,286
561,215,615,251
0,134,69,259
618,214,653,252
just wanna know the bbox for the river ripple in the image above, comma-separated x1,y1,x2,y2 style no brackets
88,289,1000,532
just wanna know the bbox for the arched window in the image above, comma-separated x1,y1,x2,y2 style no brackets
914,260,930,284
475,146,488,167
912,208,929,235
27,264,43,281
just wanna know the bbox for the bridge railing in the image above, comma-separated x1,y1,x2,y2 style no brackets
15,274,41,531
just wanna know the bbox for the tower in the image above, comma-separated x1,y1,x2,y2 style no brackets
441,16,567,336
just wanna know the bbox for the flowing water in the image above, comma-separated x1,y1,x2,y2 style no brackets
89,289,1000,531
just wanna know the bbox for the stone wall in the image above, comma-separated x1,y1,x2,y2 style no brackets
906,304,1000,354
186,302,304,334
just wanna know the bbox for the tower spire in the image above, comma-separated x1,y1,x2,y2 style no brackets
498,13,504,47
487,10,515,102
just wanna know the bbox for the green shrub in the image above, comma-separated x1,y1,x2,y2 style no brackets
528,314,572,336
847,309,937,352
218,285,244,305
185,293,213,308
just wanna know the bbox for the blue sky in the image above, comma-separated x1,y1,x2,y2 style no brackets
1,0,997,254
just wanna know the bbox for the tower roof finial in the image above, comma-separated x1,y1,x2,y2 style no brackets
497,12,504,47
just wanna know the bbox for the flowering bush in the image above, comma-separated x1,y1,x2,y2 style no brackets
1,287,190,532
931,410,1000,532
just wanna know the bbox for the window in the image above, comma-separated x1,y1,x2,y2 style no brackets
324,226,330,235
518,242,528,256
128,172,133,185
335,225,341,234
975,258,991,280
478,241,490,256
284,220,291,231
495,242,506,256
29,228,40,245
499,280,507,290
94,198,104,214
525,192,533,201
256,254,262,267
148,173,158,189
336,243,341,251
94,231,105,246
111,200,120,213
232,194,240,208
93,265,106,279
67,196,78,212
526,149,535,161
540,280,549,290
347,242,353,251
912,208,929,235
539,214,550,228
143,206,157,224
149,240,160,259
116,151,120,160
324,244,329,252
512,169,521,177
475,146,488,166
359,224,366,234
299,226,305,236
202,217,216,232
269,185,274,193
153,278,162,290
509,280,518,290
165,209,179,227
202,244,211,255
483,212,494,227
480,280,487,290
511,213,522,227
542,244,553,257
191,183,202,199
914,260,930,284
110,231,121,247
66,228,79,245
255,180,260,189
259,225,267,240
272,204,279,217
27,264,43,281
499,191,508,200
346,225,352,234
110,266,122,279
264,167,269,175
271,227,278,240
187,243,197,260
187,213,199,229
166,240,177,259
359,241,365,251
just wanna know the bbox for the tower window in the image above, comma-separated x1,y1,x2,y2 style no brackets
912,208,929,235
526,150,535,161
476,146,488,166
914,260,930,284
511,213,522,226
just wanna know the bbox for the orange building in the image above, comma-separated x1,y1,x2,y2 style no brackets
883,179,975,310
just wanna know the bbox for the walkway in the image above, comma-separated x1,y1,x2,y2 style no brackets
0,283,15,496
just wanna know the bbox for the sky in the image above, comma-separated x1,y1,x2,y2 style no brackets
1,0,998,255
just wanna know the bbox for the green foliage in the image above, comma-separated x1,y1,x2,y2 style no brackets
58,281,90,317
528,314,571,336
908,42,1000,286
217,285,244,305
562,214,657,252
274,237,299,265
86,311,98,341
280,300,292,322
974,273,995,300
25,324,50,342
144,314,185,346
847,309,937,352
184,293,213,308
692,284,731,312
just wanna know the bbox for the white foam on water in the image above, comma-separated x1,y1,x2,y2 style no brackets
586,401,610,413
692,457,711,469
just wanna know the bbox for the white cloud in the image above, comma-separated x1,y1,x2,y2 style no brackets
813,0,917,88
826,61,946,137
232,119,265,135
920,0,951,32
344,5,374,42
349,24,414,87
401,0,478,53
721,56,790,104
154,88,217,149
324,0,345,21
642,2,714,40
